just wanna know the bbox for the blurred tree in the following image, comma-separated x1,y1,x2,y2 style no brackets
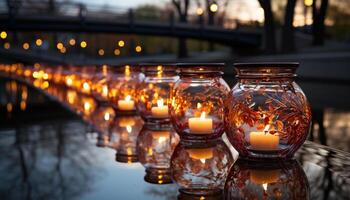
258,0,277,53
172,0,189,58
281,0,297,53
312,0,329,45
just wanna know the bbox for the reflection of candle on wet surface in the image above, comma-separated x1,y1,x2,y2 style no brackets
250,169,279,191
187,148,213,164
118,95,135,111
152,131,170,143
250,125,279,151
151,99,169,118
189,112,212,134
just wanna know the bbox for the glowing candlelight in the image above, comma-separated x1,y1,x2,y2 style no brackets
189,112,213,134
102,85,108,98
151,98,169,118
152,131,170,143
104,112,110,121
187,148,213,164
118,95,135,111
82,82,90,93
250,125,279,151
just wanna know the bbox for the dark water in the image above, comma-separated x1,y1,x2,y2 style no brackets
0,78,349,200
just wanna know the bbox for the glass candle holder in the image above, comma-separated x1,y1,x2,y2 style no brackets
108,65,143,114
225,63,312,160
89,105,116,134
137,63,178,124
91,64,111,104
170,63,230,140
109,115,144,163
171,139,234,196
224,159,309,200
137,123,179,184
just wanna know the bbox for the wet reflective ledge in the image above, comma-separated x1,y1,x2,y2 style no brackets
0,78,350,200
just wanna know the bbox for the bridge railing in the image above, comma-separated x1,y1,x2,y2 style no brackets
1,0,261,30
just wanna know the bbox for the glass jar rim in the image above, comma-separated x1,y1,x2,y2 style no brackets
140,63,177,73
234,62,298,79
177,63,225,75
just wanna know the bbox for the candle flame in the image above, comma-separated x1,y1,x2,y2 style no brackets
66,77,73,86
84,102,91,111
125,95,131,101
127,147,132,155
264,124,270,132
262,183,268,191
83,82,90,91
102,85,108,97
158,136,166,143
125,65,130,76
200,112,206,120
126,125,132,133
197,103,202,109
104,112,110,121
157,99,164,107
200,158,206,164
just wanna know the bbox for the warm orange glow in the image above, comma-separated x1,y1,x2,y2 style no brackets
69,38,76,46
0,31,7,39
56,42,64,50
98,49,105,56
4,42,10,49
23,43,30,50
114,49,121,56
135,45,142,53
60,47,66,53
20,101,26,111
118,40,125,47
196,7,204,16
35,39,43,46
6,103,13,112
80,41,87,48
104,112,110,121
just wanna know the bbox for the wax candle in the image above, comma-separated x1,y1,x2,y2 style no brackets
151,99,169,118
188,112,212,134
250,125,279,151
118,95,135,111
187,148,213,164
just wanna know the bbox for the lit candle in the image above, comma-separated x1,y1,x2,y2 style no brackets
102,85,108,98
152,131,170,143
250,125,279,151
187,148,213,164
82,82,90,93
151,99,169,118
118,95,135,111
188,112,213,134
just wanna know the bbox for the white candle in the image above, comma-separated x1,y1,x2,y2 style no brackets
118,95,135,111
250,125,279,150
151,99,169,118
188,112,212,134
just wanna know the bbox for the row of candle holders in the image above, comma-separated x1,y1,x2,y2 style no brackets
0,62,312,198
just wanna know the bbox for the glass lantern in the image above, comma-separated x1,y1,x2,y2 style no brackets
225,63,312,160
137,123,179,184
171,139,234,196
89,105,116,134
108,65,143,114
170,63,230,140
109,115,144,163
91,64,111,104
224,159,309,199
137,63,178,124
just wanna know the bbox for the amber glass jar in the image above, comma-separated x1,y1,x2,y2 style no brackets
137,63,178,123
170,63,230,140
225,63,312,160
